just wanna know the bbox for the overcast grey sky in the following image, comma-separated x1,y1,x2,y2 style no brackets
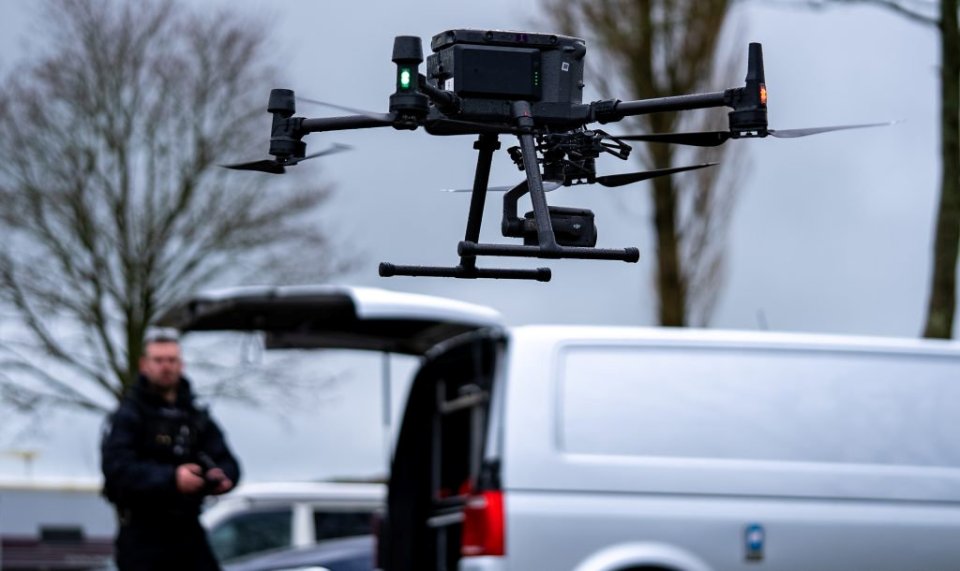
0,0,945,481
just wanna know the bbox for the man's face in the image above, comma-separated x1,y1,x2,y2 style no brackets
140,341,183,390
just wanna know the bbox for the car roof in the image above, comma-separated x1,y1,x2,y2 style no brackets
225,481,385,502
223,535,373,571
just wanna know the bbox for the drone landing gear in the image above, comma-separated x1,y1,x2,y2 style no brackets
379,133,552,281
457,242,638,262
378,262,552,281
379,103,639,282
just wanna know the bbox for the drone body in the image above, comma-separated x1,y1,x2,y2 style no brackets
226,29,883,282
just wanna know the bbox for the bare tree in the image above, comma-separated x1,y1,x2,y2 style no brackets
0,0,348,415
542,0,744,326
778,0,957,337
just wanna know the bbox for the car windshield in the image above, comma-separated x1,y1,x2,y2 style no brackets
209,508,292,562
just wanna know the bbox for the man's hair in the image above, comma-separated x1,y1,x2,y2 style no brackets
142,327,181,354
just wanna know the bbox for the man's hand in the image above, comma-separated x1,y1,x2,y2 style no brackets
205,467,234,495
176,463,205,494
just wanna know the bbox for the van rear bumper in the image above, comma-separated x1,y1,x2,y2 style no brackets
460,556,506,571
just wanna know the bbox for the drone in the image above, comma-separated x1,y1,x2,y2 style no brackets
226,29,884,282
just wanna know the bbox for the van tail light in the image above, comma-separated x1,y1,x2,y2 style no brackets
461,490,505,557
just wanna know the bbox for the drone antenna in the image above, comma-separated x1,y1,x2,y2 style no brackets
747,42,766,85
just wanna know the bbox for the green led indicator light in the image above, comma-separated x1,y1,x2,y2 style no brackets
400,68,412,89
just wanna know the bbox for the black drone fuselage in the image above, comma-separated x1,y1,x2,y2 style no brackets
250,29,771,282
425,30,587,125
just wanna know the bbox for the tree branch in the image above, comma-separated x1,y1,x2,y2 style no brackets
0,0,349,415
767,0,939,26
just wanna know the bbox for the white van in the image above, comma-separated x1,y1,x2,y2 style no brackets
163,285,960,571
201,481,384,562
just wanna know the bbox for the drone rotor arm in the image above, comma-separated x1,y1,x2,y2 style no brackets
417,74,461,113
297,95,518,135
592,91,730,124
300,114,395,134
423,114,520,136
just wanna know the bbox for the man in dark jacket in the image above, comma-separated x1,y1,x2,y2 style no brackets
101,331,240,571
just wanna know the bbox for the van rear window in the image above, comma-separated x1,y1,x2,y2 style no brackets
560,346,960,468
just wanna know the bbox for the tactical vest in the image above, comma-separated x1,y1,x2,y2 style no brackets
102,390,211,506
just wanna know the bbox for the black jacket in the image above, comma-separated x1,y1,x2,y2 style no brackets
101,375,241,519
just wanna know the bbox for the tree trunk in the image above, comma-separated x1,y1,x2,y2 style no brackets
923,0,960,338
651,145,686,326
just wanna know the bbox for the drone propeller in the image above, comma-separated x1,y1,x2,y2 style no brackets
222,143,352,174
223,159,287,174
297,97,395,122
442,180,564,193
615,121,895,147
765,122,898,138
595,163,717,187
442,163,715,192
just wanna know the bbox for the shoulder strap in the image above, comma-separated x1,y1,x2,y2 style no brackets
190,404,211,436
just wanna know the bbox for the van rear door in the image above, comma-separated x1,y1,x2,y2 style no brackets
160,285,506,571
158,284,503,354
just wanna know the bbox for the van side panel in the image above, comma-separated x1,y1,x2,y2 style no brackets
500,330,960,571
505,491,960,571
